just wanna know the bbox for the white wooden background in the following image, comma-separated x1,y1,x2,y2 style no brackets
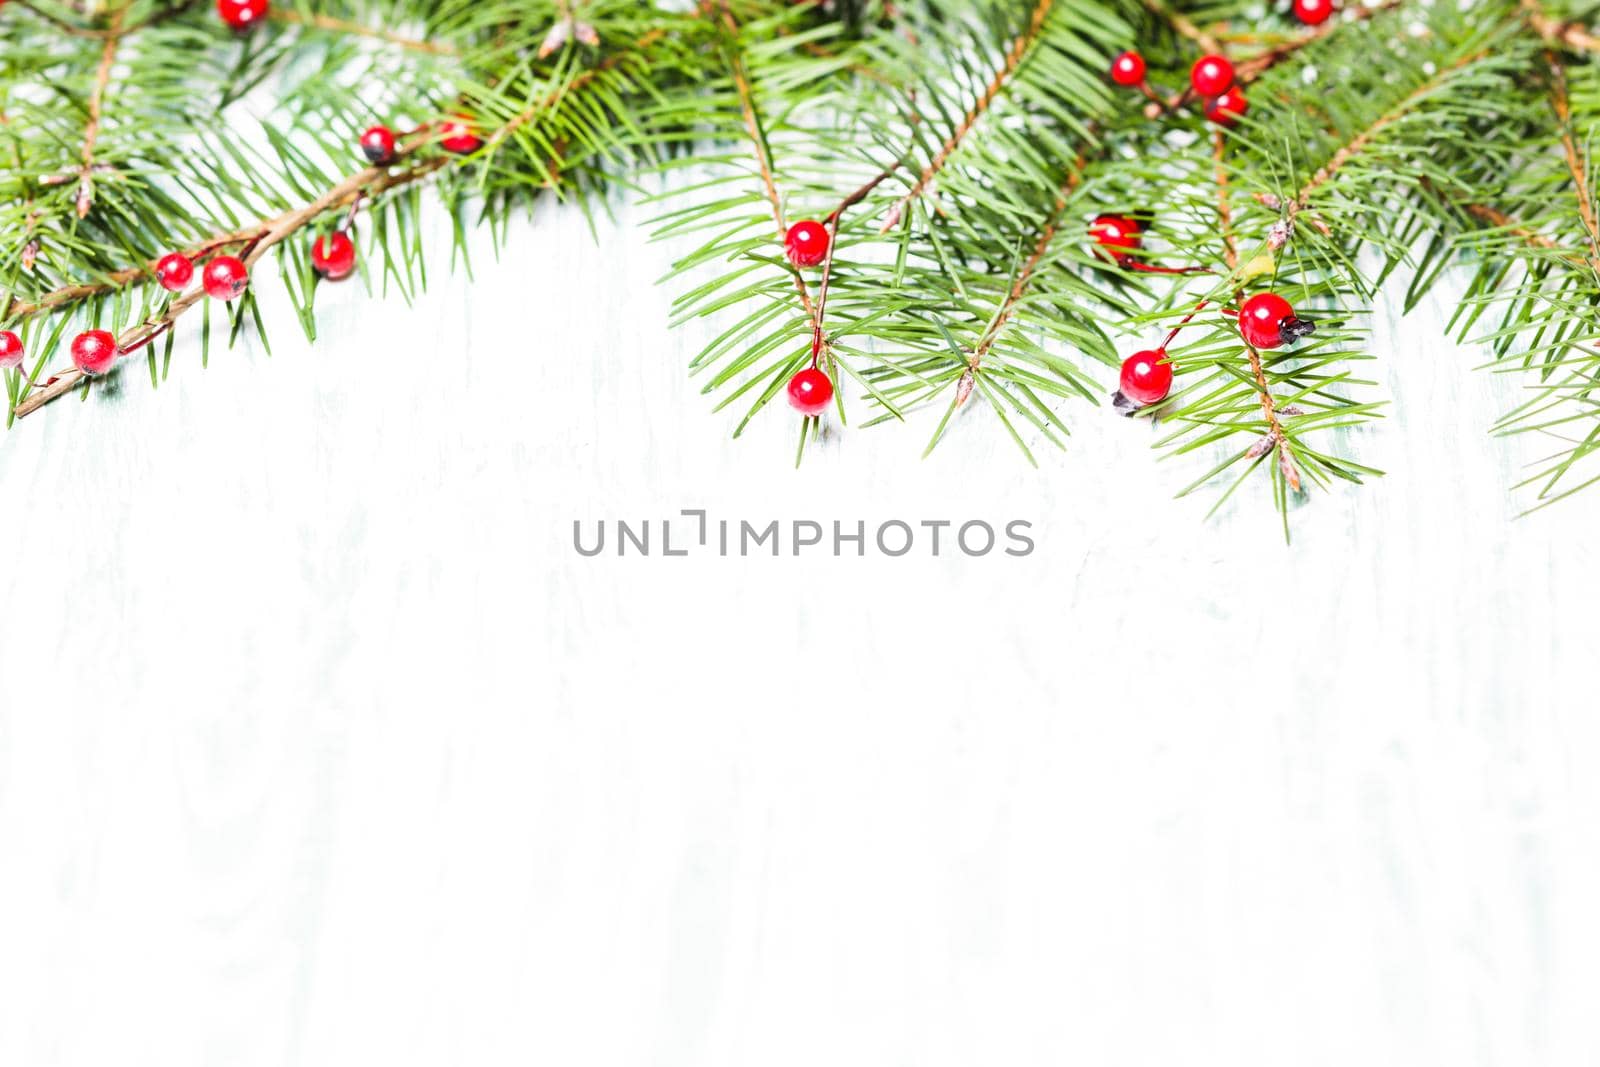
2,189,1599,1066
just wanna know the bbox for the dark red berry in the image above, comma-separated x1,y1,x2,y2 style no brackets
202,255,250,300
1089,214,1142,263
1205,86,1248,126
1109,50,1146,87
1293,0,1335,24
1238,292,1315,348
1119,349,1173,407
155,252,194,292
784,220,830,268
0,330,23,370
311,233,356,280
1190,54,1235,97
216,0,268,30
787,367,834,415
360,125,397,165
71,329,119,376
438,116,482,154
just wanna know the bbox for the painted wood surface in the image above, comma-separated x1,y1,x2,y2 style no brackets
2,191,1597,1066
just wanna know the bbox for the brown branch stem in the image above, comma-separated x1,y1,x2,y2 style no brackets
1215,130,1296,489
76,9,124,219
1522,0,1600,53
268,9,458,55
1546,49,1600,262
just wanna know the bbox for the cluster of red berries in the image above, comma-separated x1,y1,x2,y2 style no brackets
781,219,836,415
56,253,256,376
0,236,362,381
1117,292,1315,408
1109,50,1246,126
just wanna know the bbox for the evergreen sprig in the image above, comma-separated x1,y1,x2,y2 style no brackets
7,0,1600,531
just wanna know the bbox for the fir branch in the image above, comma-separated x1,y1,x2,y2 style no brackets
1546,49,1600,261
714,4,820,328
1232,0,1406,81
879,0,1054,231
14,154,449,417
957,167,1079,405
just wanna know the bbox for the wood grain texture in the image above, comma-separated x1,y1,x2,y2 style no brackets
2,189,1598,1066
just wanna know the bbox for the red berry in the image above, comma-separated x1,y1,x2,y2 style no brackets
1190,54,1235,97
1293,0,1335,24
0,330,23,370
155,252,194,292
1205,86,1248,126
1119,350,1173,407
216,0,267,30
438,116,482,154
1089,214,1141,263
786,367,834,415
1238,292,1310,349
71,329,119,377
360,125,397,164
1109,50,1146,87
784,220,830,268
311,232,356,280
202,255,250,300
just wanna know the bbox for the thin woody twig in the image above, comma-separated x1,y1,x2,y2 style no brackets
1139,0,1221,54
1522,0,1600,53
76,8,124,219
269,9,458,55
1214,129,1298,491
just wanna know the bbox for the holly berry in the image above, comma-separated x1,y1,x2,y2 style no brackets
0,330,23,370
786,367,834,415
1089,214,1141,263
71,329,119,377
1205,86,1248,126
1190,54,1235,97
1109,50,1146,87
311,232,356,280
216,0,267,30
784,220,830,268
1119,349,1173,407
360,125,397,165
1293,0,1335,24
155,252,194,292
202,255,250,300
1238,292,1315,349
438,116,482,154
